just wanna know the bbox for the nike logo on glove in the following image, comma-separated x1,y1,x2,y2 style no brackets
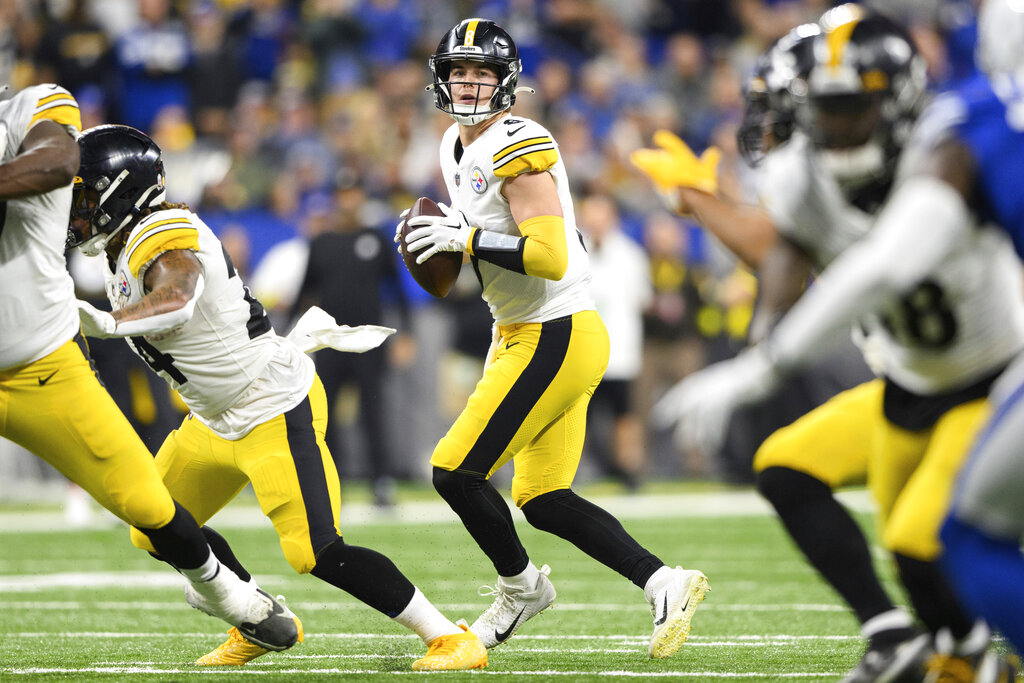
654,594,669,626
494,607,527,642
506,341,520,350
507,125,526,137
38,370,58,386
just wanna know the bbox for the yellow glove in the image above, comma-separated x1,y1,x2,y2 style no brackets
630,130,721,195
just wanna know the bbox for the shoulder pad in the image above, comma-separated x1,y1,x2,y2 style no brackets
491,117,558,178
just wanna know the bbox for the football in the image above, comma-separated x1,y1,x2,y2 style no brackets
398,197,463,298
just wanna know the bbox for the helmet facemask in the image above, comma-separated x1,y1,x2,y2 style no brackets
429,54,521,125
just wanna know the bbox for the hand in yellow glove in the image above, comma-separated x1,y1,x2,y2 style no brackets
630,130,721,195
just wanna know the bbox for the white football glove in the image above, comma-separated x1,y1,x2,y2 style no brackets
404,202,473,264
651,346,779,456
76,299,117,338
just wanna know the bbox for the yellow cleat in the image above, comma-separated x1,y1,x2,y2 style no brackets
196,617,303,666
411,625,488,671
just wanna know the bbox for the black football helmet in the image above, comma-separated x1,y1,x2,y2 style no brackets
428,18,522,125
796,4,926,188
68,124,166,257
738,23,820,166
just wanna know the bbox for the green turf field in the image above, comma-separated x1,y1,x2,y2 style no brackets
0,484,898,681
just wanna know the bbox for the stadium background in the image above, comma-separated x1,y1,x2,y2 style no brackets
0,0,981,505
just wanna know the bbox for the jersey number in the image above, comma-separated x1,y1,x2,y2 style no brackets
881,279,957,348
131,335,188,384
222,245,271,339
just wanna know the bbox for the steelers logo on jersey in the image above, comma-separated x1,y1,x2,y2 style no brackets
470,167,488,193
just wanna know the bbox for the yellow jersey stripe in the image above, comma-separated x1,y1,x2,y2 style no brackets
125,217,193,256
493,136,553,165
494,148,559,178
127,228,200,277
29,104,81,132
36,92,75,107
464,19,479,46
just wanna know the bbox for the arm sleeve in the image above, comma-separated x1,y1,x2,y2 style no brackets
767,176,972,372
114,274,206,337
467,215,568,280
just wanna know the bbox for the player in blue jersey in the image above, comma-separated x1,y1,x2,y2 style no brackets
938,0,1024,661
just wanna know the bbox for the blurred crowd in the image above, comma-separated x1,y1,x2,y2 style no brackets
0,0,982,499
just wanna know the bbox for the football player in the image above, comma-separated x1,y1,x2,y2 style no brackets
68,125,487,671
633,25,930,682
651,5,1023,680
397,18,709,659
936,0,1024,661
0,84,297,657
633,24,821,272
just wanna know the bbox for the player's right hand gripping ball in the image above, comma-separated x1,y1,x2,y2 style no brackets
397,197,463,298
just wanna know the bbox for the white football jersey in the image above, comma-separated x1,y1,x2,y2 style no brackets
104,208,314,439
0,84,81,369
759,132,1024,393
439,115,594,325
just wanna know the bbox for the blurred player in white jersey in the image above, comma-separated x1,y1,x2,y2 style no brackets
0,84,298,659
69,125,486,671
634,25,933,682
398,18,709,658
646,5,1022,681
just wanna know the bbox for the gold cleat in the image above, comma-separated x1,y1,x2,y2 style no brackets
411,624,488,671
196,617,303,666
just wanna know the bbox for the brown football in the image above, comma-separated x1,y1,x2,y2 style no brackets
399,197,462,298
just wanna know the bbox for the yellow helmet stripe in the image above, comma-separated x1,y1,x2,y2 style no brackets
464,19,480,47
826,11,862,69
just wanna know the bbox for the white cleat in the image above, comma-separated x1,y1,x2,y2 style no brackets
646,567,710,659
469,564,557,648
184,573,299,652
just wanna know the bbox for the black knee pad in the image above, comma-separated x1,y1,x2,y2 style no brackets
432,466,482,501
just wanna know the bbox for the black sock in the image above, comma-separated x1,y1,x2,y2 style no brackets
136,501,210,570
894,553,974,639
433,467,530,576
521,489,663,588
202,525,251,583
757,467,896,624
310,538,415,618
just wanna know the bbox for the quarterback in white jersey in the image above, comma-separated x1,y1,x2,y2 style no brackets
0,86,303,660
437,114,592,324
400,18,709,659
653,5,1022,679
70,125,487,671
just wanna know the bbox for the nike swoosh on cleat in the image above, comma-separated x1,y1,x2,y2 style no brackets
494,607,527,642
654,594,669,626
38,370,58,386
507,125,526,136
